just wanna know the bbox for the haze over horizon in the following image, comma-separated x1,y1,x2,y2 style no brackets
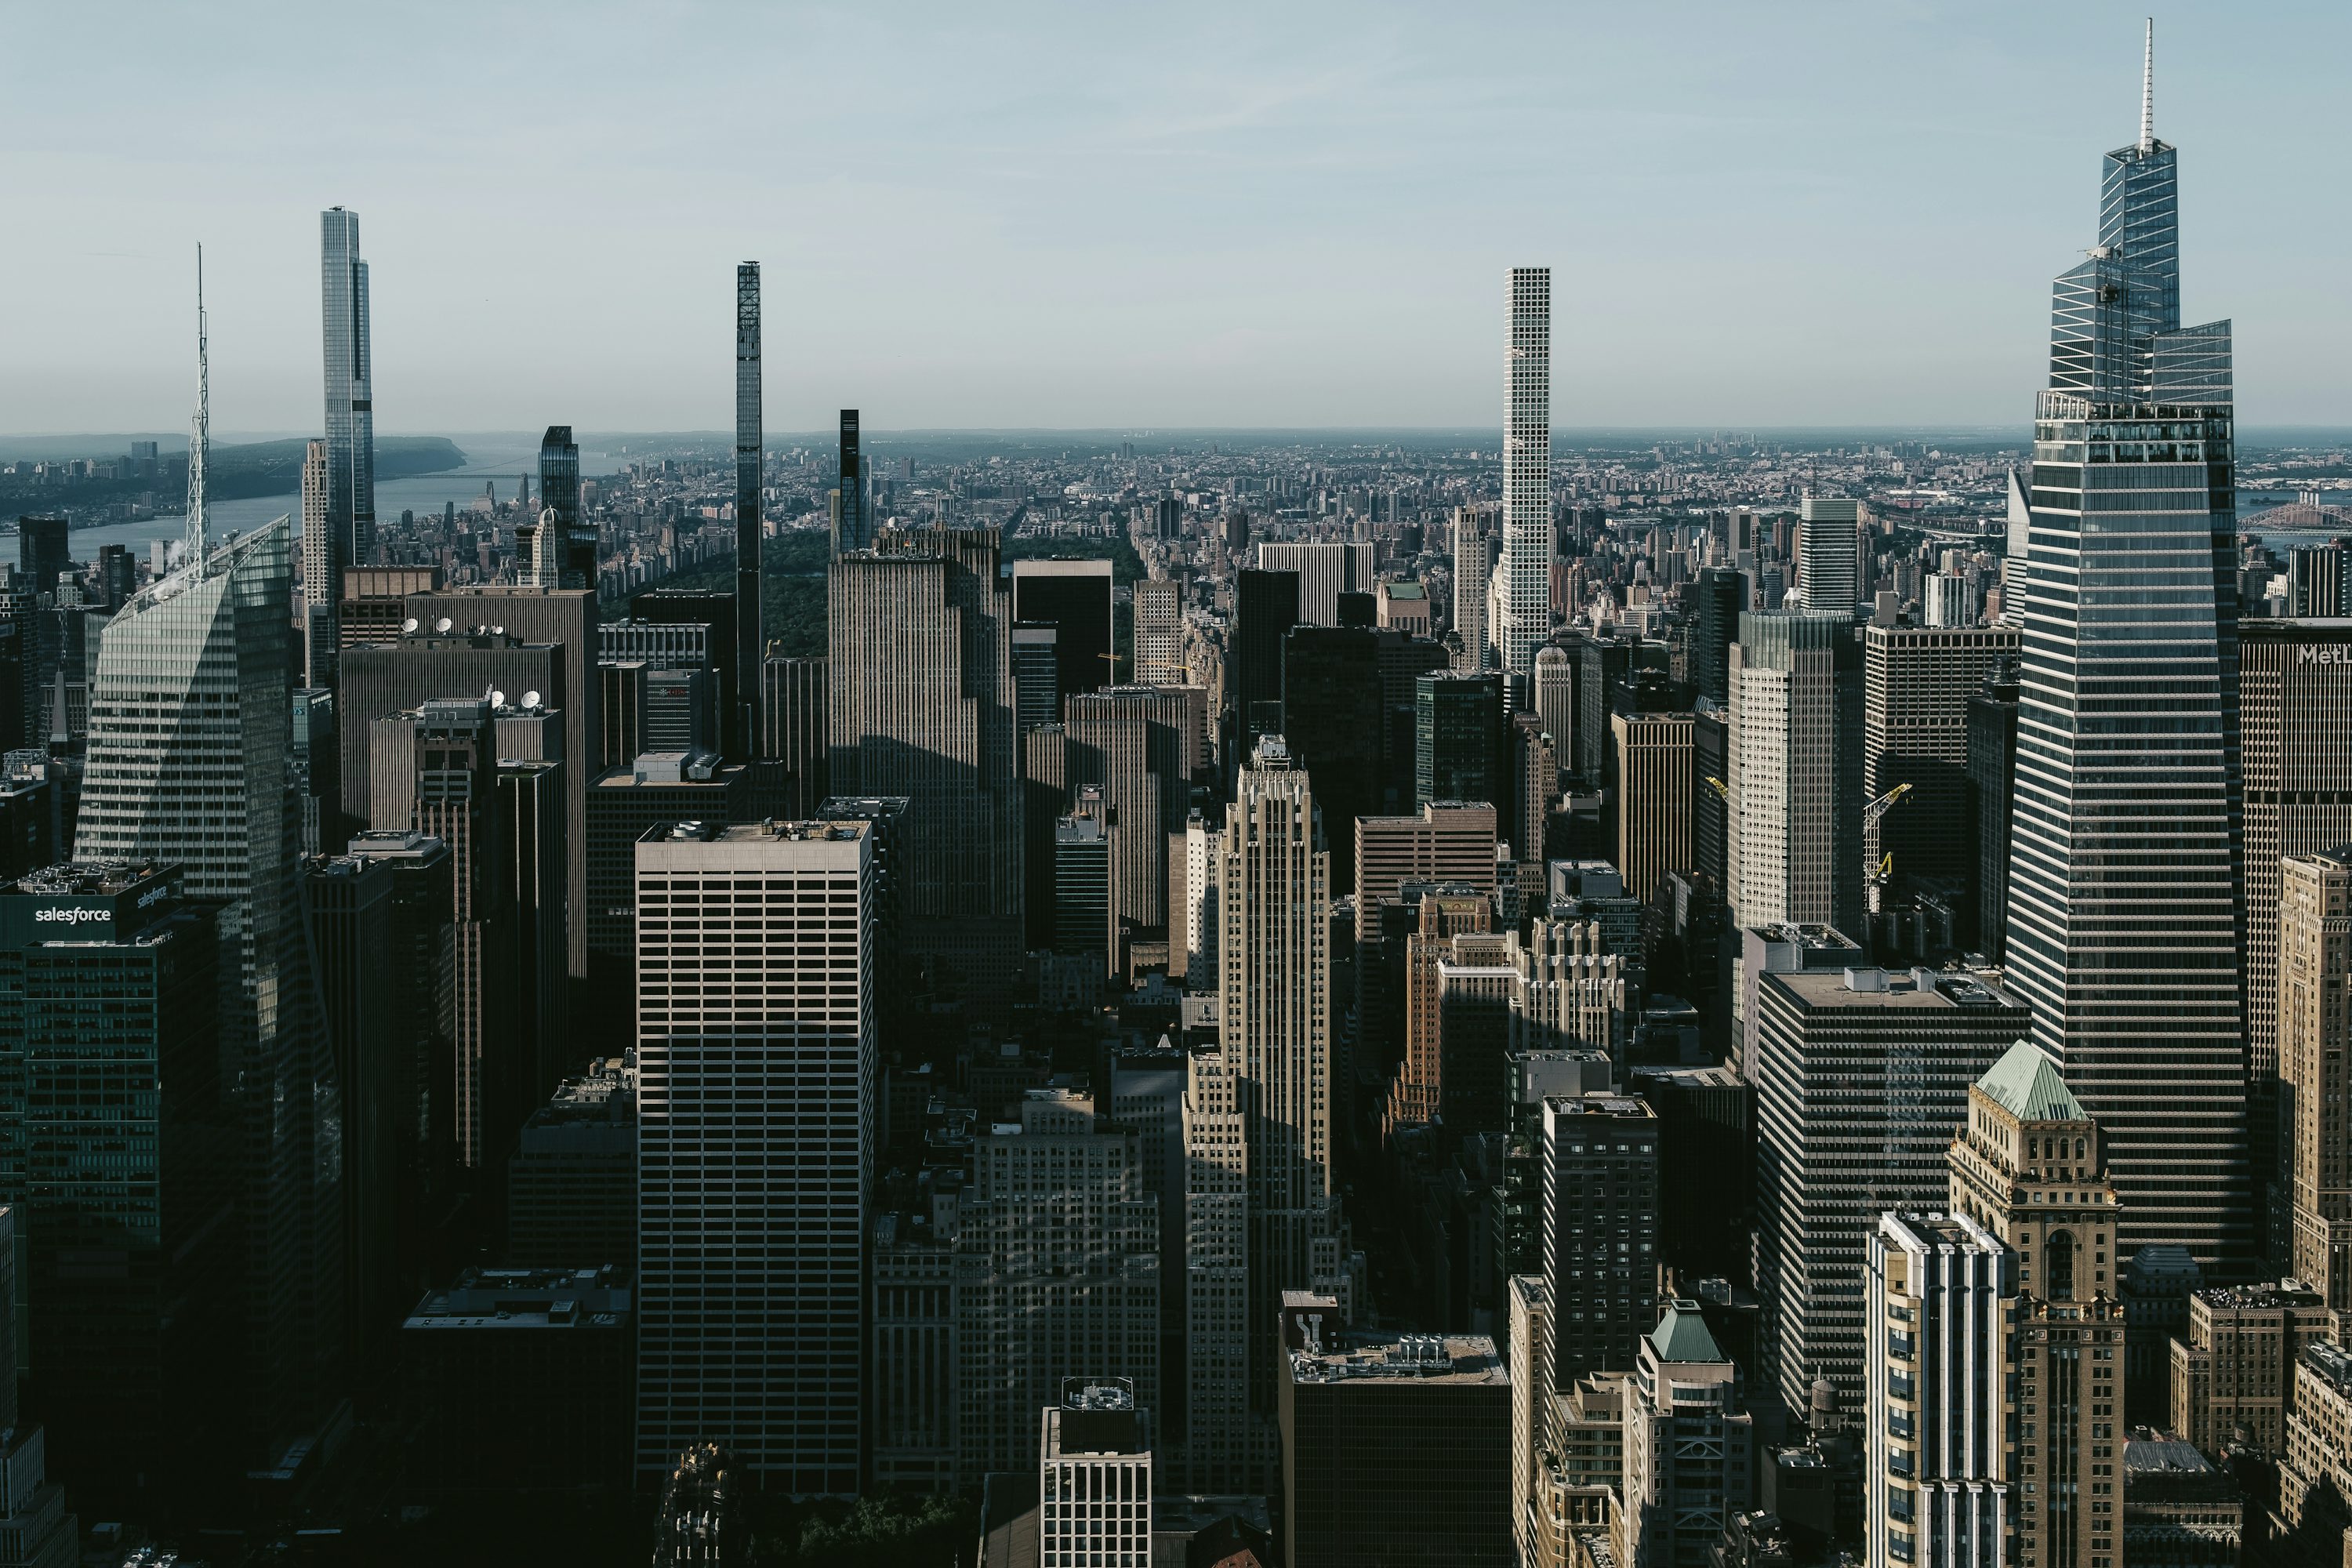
7,1,2347,434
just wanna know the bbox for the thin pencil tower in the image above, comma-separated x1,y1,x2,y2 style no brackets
735,262,764,757
188,245,209,575
2140,18,2155,154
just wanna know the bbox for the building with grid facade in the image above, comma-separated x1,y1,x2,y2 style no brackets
1860,625,2020,886
1540,1094,1659,1388
1039,1380,1154,1568
1497,267,1552,677
2281,850,2352,1308
1751,963,2024,1412
633,818,872,1492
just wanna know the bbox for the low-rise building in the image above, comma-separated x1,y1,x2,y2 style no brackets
2122,1427,2241,1568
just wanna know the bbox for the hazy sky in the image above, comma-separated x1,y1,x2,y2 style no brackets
5,1,2347,435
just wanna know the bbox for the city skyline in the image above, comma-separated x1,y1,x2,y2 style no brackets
5,5,2350,434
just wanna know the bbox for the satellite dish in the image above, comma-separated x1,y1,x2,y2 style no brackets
522,690,542,710
492,625,505,636
402,617,419,634
490,690,506,709
434,617,454,633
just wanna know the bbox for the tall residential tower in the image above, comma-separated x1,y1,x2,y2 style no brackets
318,207,373,681
735,263,764,758
1497,268,1551,677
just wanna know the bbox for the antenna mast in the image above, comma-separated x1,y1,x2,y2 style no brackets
187,244,209,576
2138,19,2155,152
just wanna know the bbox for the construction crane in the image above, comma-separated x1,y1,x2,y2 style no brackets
1704,775,1730,801
1863,786,1913,915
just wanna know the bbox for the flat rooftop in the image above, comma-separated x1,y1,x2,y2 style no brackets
1287,1331,1507,1387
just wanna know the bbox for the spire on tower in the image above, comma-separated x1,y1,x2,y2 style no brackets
2138,18,2155,153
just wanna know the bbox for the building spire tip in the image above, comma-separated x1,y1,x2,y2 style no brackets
2139,18,2156,152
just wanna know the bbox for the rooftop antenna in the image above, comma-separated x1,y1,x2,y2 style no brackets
187,243,209,577
2138,18,2155,153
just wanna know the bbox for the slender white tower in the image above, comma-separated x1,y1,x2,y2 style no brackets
1497,267,1552,678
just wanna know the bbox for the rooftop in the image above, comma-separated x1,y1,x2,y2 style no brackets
1976,1040,2086,1123
1647,1299,1726,1365
8,858,172,897
2195,1279,2326,1311
1287,1331,1507,1387
1764,964,2019,1011
404,1265,631,1331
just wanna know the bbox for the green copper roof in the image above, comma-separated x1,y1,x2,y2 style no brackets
1648,1301,1724,1364
1977,1040,2086,1123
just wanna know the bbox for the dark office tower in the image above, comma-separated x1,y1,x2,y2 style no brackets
584,751,749,1044
0,609,27,752
1283,626,1383,895
1012,622,1060,733
2240,619,2352,1250
1963,662,2020,959
833,408,871,554
73,520,342,1467
734,265,764,757
304,847,412,1366
538,424,586,587
760,655,828,813
1277,1311,1513,1568
1013,557,1116,710
1415,672,1504,810
1540,1092,1660,1386
1860,622,2019,886
0,864,234,1515
508,1062,637,1269
828,528,1022,996
1690,708,1730,895
290,684,335,855
1067,686,1195,945
405,699,520,1171
1233,568,1300,757
320,207,375,671
630,586,739,763
495,721,569,1098
2010,35,2249,1268
405,584,601,967
0,1209,77,1565
1570,634,1631,784
15,516,67,596
1693,566,1746,708
339,831,462,1293
1375,630,1453,814
95,543,133,611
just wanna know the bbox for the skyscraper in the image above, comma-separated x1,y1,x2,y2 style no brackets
1864,1213,2014,1568
1012,558,1116,711
2006,33,2249,1265
1181,1047,1250,1488
1795,495,1860,617
827,528,1022,994
320,207,374,666
1541,1093,1661,1387
1860,623,2019,886
2240,620,2352,1246
833,408,872,554
734,265,764,756
1612,710,1695,902
1452,506,1499,673
1415,671,1504,811
1067,685,1195,942
2281,850,2352,1308
1751,963,2024,1410
1945,1043,2125,1568
633,818,872,1493
1964,662,2020,959
540,423,587,588
75,518,343,1465
1497,267,1552,677
1728,612,1858,933
299,437,331,683
1134,579,1185,688
1232,568,1299,756
1257,541,1375,630
1221,739,1350,1396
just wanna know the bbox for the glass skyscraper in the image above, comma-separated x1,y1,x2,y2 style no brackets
539,423,584,586
74,518,345,1460
2005,36,2249,1267
318,207,374,681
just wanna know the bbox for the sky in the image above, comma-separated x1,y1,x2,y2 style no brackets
4,1,2347,435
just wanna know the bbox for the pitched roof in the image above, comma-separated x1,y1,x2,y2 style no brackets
1976,1040,2086,1123
1648,1300,1724,1364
